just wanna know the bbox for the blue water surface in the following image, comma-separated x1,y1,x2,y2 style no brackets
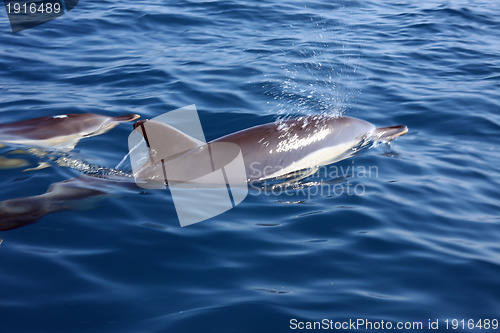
0,0,499,332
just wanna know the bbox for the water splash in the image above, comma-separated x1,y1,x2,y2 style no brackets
262,8,359,119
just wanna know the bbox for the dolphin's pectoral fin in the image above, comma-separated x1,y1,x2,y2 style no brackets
372,125,408,142
23,161,51,172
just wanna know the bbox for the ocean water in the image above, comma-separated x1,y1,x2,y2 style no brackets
1,0,499,332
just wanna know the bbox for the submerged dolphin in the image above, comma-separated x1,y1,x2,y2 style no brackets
0,175,137,231
0,114,407,231
0,177,108,231
0,113,140,151
133,115,408,184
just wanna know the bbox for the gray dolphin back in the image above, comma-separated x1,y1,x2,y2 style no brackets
215,116,376,180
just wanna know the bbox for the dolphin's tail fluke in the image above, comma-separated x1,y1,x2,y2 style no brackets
372,125,408,142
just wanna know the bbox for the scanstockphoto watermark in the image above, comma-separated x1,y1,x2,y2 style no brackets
248,162,379,199
2,0,79,32
289,318,499,331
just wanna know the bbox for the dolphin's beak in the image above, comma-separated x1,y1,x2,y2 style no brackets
133,119,148,130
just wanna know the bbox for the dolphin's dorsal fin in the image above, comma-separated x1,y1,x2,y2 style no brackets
132,119,205,164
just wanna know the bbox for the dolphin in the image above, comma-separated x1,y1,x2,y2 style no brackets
133,115,408,184
0,175,137,231
0,113,140,151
